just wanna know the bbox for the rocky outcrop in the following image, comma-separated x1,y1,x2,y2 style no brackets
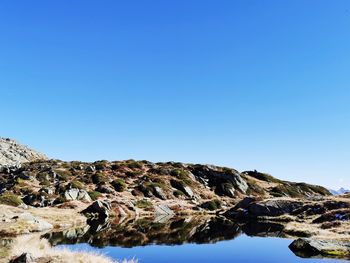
225,198,304,219
289,238,350,259
0,138,47,167
247,199,304,217
190,165,248,194
64,189,92,202
81,200,111,220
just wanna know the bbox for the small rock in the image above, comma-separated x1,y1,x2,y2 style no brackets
154,204,174,216
153,186,167,200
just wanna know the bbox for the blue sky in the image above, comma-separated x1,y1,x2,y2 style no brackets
1,1,349,189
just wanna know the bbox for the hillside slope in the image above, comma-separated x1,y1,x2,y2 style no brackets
0,158,331,214
0,138,47,167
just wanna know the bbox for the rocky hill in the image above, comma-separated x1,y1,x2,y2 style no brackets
0,158,331,215
2,139,350,262
0,138,47,167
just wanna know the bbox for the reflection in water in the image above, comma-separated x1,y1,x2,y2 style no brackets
42,216,285,248
41,217,348,263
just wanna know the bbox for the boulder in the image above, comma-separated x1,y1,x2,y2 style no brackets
190,165,248,193
170,180,194,198
154,204,174,216
153,186,167,200
289,238,350,258
81,200,111,219
78,190,92,202
64,188,79,200
248,199,304,217
64,189,92,202
224,196,258,219
235,196,257,210
95,185,114,194
217,183,235,197
13,213,53,232
138,185,154,198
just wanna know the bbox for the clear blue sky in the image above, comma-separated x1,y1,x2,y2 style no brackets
1,1,349,189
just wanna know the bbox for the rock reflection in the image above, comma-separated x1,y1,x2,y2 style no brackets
42,216,286,249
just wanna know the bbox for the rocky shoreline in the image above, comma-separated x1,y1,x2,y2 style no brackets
1,139,349,262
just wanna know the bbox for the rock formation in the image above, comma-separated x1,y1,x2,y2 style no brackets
0,138,47,167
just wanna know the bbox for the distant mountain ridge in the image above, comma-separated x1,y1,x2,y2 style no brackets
329,187,350,196
0,137,47,167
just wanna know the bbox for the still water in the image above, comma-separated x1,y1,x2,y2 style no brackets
44,216,347,263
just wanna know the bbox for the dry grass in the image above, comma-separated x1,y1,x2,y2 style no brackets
0,203,88,236
9,234,137,263
28,201,88,229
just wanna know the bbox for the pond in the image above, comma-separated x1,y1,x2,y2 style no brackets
43,216,348,263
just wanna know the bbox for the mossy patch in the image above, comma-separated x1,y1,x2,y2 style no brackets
88,191,102,201
0,193,23,206
111,179,126,192
136,200,153,209
200,199,222,211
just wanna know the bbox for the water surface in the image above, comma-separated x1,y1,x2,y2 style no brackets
45,216,347,263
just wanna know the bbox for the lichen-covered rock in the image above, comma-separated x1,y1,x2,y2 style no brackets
289,238,350,258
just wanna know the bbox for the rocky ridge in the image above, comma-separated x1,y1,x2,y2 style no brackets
1,138,349,262
0,138,47,167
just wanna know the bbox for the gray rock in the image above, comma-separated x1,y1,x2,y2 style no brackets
218,183,235,197
289,238,350,258
153,186,167,200
15,212,53,231
190,165,248,194
248,199,304,217
170,180,194,198
235,196,257,209
64,189,92,202
78,190,92,202
0,138,47,167
64,188,79,200
154,204,174,216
